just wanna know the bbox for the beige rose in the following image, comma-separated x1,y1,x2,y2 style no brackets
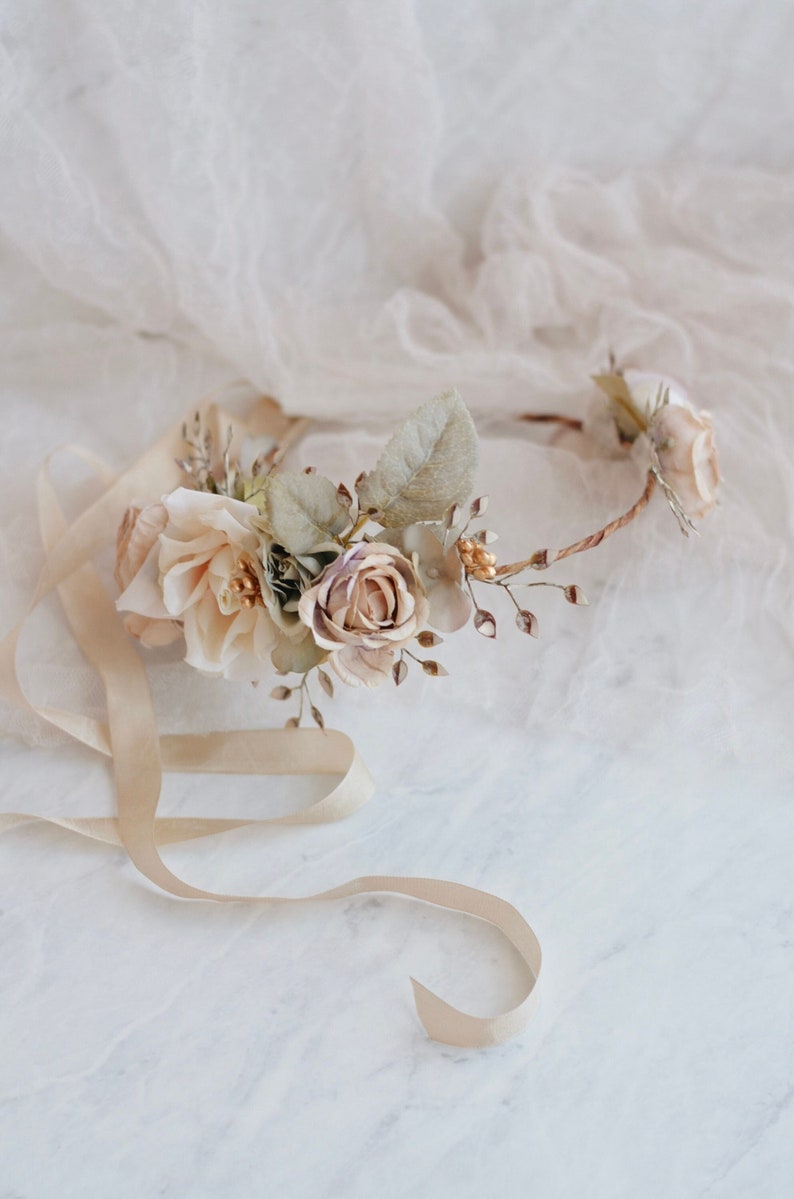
117,488,279,679
114,503,181,647
298,542,429,687
648,397,720,520
380,525,471,632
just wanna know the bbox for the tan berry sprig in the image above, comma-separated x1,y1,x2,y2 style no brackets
457,537,498,581
230,555,264,608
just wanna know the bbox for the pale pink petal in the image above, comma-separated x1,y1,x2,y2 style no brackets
428,581,472,633
332,645,394,688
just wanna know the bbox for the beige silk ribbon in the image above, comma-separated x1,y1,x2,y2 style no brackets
0,398,541,1048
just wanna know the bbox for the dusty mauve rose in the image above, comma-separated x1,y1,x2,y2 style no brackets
380,524,471,632
117,488,279,679
648,397,720,521
298,542,429,687
114,503,181,647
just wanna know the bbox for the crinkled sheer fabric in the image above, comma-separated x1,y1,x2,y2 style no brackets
0,3,792,787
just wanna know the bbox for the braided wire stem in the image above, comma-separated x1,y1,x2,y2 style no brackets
495,470,657,577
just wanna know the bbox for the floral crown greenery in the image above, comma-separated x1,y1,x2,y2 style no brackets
115,368,720,727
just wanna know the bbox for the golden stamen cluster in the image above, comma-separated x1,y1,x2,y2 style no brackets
230,556,263,609
457,538,498,581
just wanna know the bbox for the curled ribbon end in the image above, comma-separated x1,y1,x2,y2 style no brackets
409,975,538,1050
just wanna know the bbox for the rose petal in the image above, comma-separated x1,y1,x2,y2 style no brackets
427,580,472,633
332,645,395,688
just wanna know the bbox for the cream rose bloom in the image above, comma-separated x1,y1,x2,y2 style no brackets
647,396,720,521
117,488,278,679
613,372,720,520
298,542,429,687
114,503,182,647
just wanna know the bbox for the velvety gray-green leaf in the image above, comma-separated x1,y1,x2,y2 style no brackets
356,391,478,528
271,631,329,675
262,470,350,554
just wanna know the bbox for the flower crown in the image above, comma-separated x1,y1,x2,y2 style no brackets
1,366,719,1050
116,368,720,721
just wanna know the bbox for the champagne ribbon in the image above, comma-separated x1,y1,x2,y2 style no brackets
0,397,541,1048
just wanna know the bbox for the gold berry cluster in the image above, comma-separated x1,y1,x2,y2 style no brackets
457,537,497,581
230,556,263,608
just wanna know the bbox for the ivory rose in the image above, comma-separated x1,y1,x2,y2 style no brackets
114,503,181,647
117,488,279,679
616,372,720,521
648,397,720,521
298,542,429,687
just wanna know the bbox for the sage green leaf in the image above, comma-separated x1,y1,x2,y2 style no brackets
356,391,478,528
271,631,329,675
262,470,350,554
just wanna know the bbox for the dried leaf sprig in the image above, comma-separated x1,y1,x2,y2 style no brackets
176,412,218,493
451,507,589,642
271,666,334,729
392,631,448,686
176,413,277,504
